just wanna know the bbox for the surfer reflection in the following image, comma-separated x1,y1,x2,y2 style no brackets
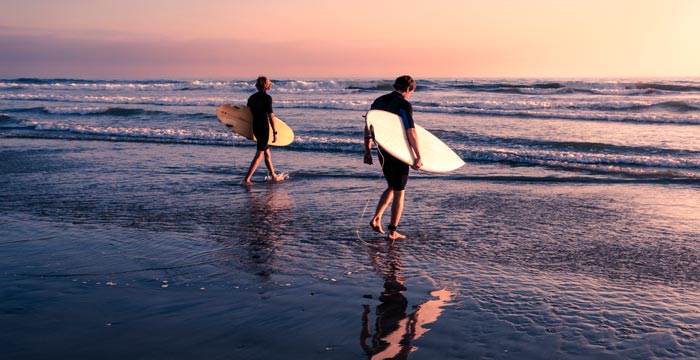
360,241,453,359
220,185,292,278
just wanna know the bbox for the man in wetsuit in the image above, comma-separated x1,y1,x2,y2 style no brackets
242,76,285,185
364,75,423,240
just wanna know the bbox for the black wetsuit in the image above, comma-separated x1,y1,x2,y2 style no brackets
247,91,273,151
370,91,415,191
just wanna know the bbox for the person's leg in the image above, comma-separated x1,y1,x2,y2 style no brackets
263,149,285,181
388,190,406,240
263,149,276,175
372,151,400,234
370,187,394,234
242,150,265,185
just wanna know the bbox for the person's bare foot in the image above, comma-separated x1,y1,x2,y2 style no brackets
267,173,287,182
241,180,253,186
369,218,384,234
387,230,406,241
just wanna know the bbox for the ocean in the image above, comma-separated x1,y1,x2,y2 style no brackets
1,77,700,359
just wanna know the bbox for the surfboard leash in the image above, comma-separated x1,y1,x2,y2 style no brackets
355,144,387,243
231,134,238,170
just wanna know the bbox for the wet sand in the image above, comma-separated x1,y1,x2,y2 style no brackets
2,137,700,359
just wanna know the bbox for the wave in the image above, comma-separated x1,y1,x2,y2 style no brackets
3,120,699,183
93,107,168,116
346,81,396,92
1,106,51,114
446,174,700,185
0,78,402,94
633,82,700,92
0,78,177,91
0,118,368,151
280,170,700,186
581,100,700,113
3,94,700,125
443,132,700,158
452,82,575,95
0,92,235,107
419,105,700,125
457,148,700,183
0,106,212,120
0,114,33,129
458,146,700,171
450,80,700,96
649,100,700,112
0,121,233,145
4,118,699,169
4,78,96,84
4,78,700,127
0,78,252,92
4,77,700,94
0,78,357,93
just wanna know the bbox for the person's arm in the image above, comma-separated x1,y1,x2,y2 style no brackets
266,93,277,143
363,124,373,165
269,113,278,143
406,128,422,170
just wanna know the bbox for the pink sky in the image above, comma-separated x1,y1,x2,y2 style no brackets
1,0,699,79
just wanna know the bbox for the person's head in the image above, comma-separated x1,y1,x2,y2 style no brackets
255,76,272,91
392,75,416,94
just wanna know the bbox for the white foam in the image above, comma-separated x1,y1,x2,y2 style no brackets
459,146,700,169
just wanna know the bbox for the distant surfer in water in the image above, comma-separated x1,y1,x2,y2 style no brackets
364,75,423,240
242,76,285,185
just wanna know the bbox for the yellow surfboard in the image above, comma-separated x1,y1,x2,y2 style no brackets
216,104,294,146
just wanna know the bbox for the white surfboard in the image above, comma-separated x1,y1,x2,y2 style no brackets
366,110,465,173
216,104,294,146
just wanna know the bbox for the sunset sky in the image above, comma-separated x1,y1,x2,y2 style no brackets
1,0,699,79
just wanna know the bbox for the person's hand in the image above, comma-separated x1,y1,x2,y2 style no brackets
412,157,423,170
364,151,373,165
272,132,277,143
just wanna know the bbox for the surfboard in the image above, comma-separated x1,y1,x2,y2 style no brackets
365,110,465,173
216,104,294,146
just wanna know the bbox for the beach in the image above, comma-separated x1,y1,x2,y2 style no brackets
2,78,700,359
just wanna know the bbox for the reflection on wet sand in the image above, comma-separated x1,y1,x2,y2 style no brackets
240,186,293,275
209,185,293,278
243,185,293,239
361,241,453,359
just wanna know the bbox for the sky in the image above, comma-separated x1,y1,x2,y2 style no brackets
1,0,699,79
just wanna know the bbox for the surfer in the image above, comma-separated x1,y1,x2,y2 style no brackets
364,75,423,240
242,76,285,185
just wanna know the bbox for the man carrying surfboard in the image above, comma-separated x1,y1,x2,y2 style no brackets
364,75,423,240
242,76,285,185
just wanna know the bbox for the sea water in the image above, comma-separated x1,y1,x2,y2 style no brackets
1,78,700,359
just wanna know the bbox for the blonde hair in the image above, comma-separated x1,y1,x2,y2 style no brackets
255,76,272,91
